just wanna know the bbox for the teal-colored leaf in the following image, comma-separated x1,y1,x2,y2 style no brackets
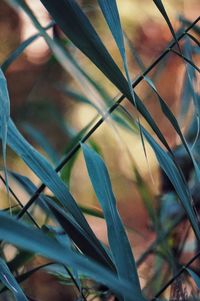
0,257,28,301
46,199,113,268
1,119,113,271
13,0,175,160
144,76,200,180
97,0,135,102
39,0,129,97
0,212,136,300
142,126,200,242
153,0,179,46
186,268,200,289
81,143,145,301
0,69,10,199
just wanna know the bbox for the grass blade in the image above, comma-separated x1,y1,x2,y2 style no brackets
0,69,10,204
81,143,145,301
46,199,113,268
144,76,200,180
1,119,114,270
153,0,179,48
0,212,137,300
39,0,129,97
0,257,28,301
142,126,200,242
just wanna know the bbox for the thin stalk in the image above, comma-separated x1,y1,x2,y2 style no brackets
17,16,200,219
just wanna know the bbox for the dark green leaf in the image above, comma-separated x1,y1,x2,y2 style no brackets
153,0,179,47
2,119,113,271
142,126,200,241
0,212,136,299
81,143,145,301
144,76,200,180
46,199,113,268
0,69,10,198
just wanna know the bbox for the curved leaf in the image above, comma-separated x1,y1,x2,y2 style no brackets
0,69,10,199
0,212,137,300
81,143,145,301
0,257,28,301
142,126,200,242
1,119,113,271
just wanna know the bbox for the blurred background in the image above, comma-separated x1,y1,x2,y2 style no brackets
0,0,200,300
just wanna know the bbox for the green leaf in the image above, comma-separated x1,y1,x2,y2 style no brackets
0,212,137,300
0,257,28,301
1,119,113,271
144,76,200,180
13,0,175,160
97,0,135,103
81,143,145,301
142,126,200,242
186,268,200,289
0,69,10,198
39,0,129,97
153,0,179,47
46,199,113,268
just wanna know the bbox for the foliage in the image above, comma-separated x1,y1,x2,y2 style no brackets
0,0,200,300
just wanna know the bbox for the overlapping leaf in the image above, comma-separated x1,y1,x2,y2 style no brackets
0,212,136,300
142,126,200,241
81,143,145,301
0,257,28,301
0,119,113,270
0,69,10,198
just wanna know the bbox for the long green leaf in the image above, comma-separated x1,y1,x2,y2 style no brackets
39,0,130,96
0,212,136,300
0,69,10,199
81,143,145,301
46,199,113,268
12,0,176,162
97,0,137,106
0,257,28,301
142,126,200,242
153,0,179,47
1,119,114,271
144,76,200,180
